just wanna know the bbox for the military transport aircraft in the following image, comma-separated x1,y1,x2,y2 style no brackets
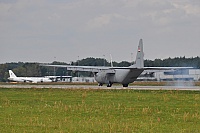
41,39,192,87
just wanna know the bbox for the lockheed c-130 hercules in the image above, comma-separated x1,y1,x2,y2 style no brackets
42,39,192,87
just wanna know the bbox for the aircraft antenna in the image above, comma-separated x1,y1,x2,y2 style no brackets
110,54,113,67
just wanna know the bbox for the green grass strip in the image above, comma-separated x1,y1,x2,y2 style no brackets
0,88,200,132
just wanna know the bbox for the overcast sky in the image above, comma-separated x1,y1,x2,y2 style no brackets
0,0,200,64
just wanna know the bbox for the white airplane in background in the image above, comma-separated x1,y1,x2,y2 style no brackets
8,70,52,83
42,39,193,87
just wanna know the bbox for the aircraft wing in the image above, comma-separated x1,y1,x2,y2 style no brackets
106,66,193,70
41,64,116,73
142,67,193,72
21,78,35,83
45,76,72,78
144,67,193,70
41,64,193,74
41,64,149,71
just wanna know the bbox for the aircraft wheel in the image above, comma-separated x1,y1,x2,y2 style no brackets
98,83,103,86
107,82,112,87
123,84,129,87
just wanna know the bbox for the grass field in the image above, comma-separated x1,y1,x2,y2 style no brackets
0,88,200,132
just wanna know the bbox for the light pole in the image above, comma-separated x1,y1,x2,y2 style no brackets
131,53,133,65
78,56,79,66
54,56,56,76
77,56,79,77
103,55,105,66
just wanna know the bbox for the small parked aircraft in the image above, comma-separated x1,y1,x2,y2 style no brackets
8,70,52,83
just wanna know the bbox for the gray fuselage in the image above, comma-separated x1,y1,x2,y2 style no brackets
94,69,144,84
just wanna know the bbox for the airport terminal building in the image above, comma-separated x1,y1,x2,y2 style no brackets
139,69,200,81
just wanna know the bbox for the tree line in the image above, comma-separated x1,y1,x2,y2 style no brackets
0,56,200,82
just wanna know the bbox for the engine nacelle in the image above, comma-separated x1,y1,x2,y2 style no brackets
94,72,109,84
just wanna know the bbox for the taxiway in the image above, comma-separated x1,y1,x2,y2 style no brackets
0,84,200,91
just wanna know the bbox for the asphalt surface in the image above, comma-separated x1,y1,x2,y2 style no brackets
0,84,200,91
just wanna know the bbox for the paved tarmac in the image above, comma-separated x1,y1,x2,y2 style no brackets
0,84,200,91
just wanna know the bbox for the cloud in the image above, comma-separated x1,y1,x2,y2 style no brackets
86,14,130,30
87,14,111,29
172,1,200,15
0,0,200,63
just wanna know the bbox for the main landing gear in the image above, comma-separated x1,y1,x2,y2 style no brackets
98,82,128,87
122,84,129,87
98,82,113,87
98,83,103,86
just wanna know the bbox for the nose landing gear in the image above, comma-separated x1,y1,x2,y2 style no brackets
107,82,113,87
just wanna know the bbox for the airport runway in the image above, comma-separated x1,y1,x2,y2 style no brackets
0,84,200,91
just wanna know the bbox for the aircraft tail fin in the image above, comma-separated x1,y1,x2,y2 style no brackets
9,70,17,78
132,39,144,68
